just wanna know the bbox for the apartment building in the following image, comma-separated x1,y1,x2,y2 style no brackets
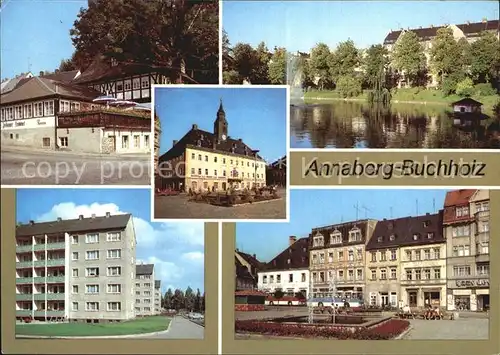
154,280,162,314
309,219,378,300
257,236,310,298
399,211,447,308
444,189,490,311
365,219,403,308
15,213,137,322
135,263,156,316
157,99,267,191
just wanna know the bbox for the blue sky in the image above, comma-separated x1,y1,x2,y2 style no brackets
223,1,499,51
155,87,287,163
1,0,86,80
236,189,450,262
16,188,204,294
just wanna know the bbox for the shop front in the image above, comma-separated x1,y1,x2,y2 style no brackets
447,278,490,311
402,286,446,308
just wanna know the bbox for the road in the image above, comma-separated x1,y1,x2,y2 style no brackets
402,317,489,340
137,316,204,339
154,189,287,220
1,149,151,185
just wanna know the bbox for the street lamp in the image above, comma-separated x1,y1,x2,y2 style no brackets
329,269,337,324
251,149,260,189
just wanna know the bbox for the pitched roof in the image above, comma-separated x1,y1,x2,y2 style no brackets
310,219,372,249
261,236,309,271
237,251,265,270
16,214,132,237
443,189,477,207
0,77,102,105
269,156,286,169
159,125,265,162
41,70,80,83
136,264,154,276
235,256,254,279
451,98,483,106
155,280,161,289
383,20,499,44
0,73,33,94
366,211,444,250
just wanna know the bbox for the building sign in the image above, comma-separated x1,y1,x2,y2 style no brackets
37,119,46,125
2,123,13,128
455,279,489,288
15,121,25,127
58,112,150,129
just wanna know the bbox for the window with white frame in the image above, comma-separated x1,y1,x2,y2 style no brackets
338,250,344,261
348,250,354,261
477,264,489,276
312,234,324,247
44,101,54,116
452,225,470,237
141,76,150,88
1,108,5,121
86,302,99,311
337,270,344,280
330,231,342,244
72,285,78,293
107,284,121,293
33,102,43,117
85,267,99,277
15,106,23,119
380,268,387,280
357,248,363,260
107,249,121,259
124,80,132,91
348,228,362,242
455,206,469,218
59,100,70,113
72,302,78,311
380,250,387,261
85,250,99,260
70,102,80,112
390,268,397,279
107,302,121,311
328,252,334,263
72,268,79,277
72,252,79,260
71,235,78,244
348,269,354,281
86,284,99,294
86,234,99,244
144,290,151,296
453,265,471,277
370,269,376,280
24,104,32,118
133,78,140,89
415,250,421,260
107,232,121,242
475,202,489,212
356,269,363,280
319,253,325,263
390,249,397,260
107,266,122,276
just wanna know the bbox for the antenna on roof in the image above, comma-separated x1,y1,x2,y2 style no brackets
416,199,419,215
28,57,32,73
361,205,372,219
354,202,361,220
390,206,393,218
433,198,436,212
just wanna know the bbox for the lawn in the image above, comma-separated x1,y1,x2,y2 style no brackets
16,316,171,337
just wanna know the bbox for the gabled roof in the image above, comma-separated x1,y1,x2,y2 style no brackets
0,73,34,94
159,125,265,162
269,156,286,169
456,20,499,36
235,256,254,280
41,70,81,84
0,77,102,105
136,264,154,276
237,250,265,270
310,219,372,249
443,189,477,207
16,214,132,237
366,211,444,250
451,98,483,106
261,236,309,272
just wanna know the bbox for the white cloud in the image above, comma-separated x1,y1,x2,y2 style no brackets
35,202,204,293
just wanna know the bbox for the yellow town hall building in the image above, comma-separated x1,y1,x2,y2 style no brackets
157,99,267,192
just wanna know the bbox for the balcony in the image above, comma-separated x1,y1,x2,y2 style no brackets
400,278,446,286
33,260,46,267
33,244,46,251
46,276,65,283
47,259,65,267
33,294,46,301
16,261,33,269
16,245,33,253
32,310,65,317
16,310,32,317
16,278,33,284
46,242,65,251
47,293,65,300
475,210,490,221
475,253,489,263
16,294,33,301
33,277,46,284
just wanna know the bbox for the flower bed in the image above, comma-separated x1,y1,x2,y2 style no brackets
189,192,280,207
235,318,410,340
235,304,265,312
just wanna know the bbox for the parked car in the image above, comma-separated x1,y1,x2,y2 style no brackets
188,312,204,320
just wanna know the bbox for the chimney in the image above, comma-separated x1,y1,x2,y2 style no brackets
383,218,387,221
91,214,96,219
106,212,111,218
426,213,430,216
467,21,470,25
172,140,178,147
253,254,256,259
79,215,83,220
482,17,487,23
192,124,198,130
57,217,62,222
236,248,239,252
430,24,434,28
238,138,242,142
29,220,35,225
289,236,297,246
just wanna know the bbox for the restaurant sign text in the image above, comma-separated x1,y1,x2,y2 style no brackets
455,279,489,288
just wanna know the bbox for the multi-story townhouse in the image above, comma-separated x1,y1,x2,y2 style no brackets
135,264,156,316
235,257,256,291
309,219,378,300
444,189,490,311
257,236,310,298
365,219,403,308
157,99,267,191
154,280,162,314
399,211,447,308
15,213,137,323
266,156,287,187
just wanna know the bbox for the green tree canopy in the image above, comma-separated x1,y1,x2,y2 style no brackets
391,31,426,86
363,44,390,87
268,47,288,84
469,31,500,84
163,288,174,309
329,39,360,81
429,27,463,83
309,43,332,89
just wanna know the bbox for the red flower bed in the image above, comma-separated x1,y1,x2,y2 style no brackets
235,304,265,312
235,319,409,339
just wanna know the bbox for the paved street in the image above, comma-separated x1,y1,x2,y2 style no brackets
402,318,489,340
137,316,204,339
1,148,151,185
154,189,287,219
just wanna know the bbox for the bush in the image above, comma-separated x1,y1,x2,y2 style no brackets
456,77,474,96
474,83,497,96
336,75,362,98
441,72,466,96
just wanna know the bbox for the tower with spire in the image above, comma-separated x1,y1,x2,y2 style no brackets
214,98,228,141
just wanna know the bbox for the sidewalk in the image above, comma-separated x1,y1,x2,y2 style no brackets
1,144,150,160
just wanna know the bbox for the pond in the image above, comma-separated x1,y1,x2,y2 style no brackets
290,101,500,149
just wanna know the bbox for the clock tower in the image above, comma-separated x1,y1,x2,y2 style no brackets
214,98,228,141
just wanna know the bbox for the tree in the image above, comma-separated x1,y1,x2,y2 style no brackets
296,56,315,89
456,77,474,96
201,292,206,313
274,289,284,300
222,29,232,71
223,70,241,84
232,43,259,82
391,31,426,86
163,288,174,309
69,0,219,83
253,42,271,84
363,44,390,87
329,39,360,82
172,289,185,310
194,289,202,313
469,31,500,84
309,43,332,89
268,47,287,84
336,75,362,98
429,28,463,85
184,286,195,311
59,57,77,72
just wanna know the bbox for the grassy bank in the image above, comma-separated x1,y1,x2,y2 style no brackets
304,89,499,111
16,316,171,336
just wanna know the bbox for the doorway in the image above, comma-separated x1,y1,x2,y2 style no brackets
408,291,417,307
380,292,389,307
222,182,227,190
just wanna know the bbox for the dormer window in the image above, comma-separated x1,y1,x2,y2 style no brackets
200,134,204,140
197,140,201,147
388,222,394,230
389,234,395,241
312,233,324,247
413,234,419,240
287,259,291,264
273,260,276,266
348,228,362,242
330,230,342,244
377,236,383,243
289,248,292,254
427,232,434,239
423,220,430,227
110,58,118,67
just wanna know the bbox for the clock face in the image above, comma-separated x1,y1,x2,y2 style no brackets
221,134,226,140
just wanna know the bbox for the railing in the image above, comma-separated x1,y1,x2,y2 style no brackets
33,294,46,301
46,259,65,266
47,293,65,300
46,242,65,251
33,260,46,267
16,245,33,253
475,210,490,220
33,277,46,283
33,244,46,251
16,310,32,316
16,278,33,284
16,294,33,301
46,276,65,283
400,278,446,285
16,261,33,268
